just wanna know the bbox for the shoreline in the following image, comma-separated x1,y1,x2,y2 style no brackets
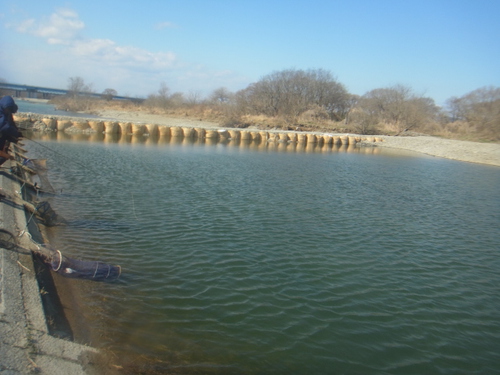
0,148,100,373
16,110,500,167
365,135,500,167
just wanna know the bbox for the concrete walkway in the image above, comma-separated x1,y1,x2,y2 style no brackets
0,155,98,374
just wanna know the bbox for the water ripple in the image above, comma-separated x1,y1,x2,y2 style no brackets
28,139,500,374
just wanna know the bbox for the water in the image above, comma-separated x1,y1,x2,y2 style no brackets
25,134,500,374
16,99,101,119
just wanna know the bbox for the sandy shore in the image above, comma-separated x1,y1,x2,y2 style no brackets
369,135,500,167
93,109,500,167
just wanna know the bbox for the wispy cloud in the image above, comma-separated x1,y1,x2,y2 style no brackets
70,39,177,70
154,21,177,30
5,7,245,97
14,8,85,45
14,18,36,33
12,8,179,72
37,8,84,44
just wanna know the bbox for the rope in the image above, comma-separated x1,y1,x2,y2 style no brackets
19,207,37,237
54,250,63,271
106,264,111,278
93,261,100,278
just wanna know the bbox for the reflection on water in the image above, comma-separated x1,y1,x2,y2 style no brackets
24,135,500,375
27,130,391,156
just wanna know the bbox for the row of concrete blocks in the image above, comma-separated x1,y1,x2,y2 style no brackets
17,116,385,145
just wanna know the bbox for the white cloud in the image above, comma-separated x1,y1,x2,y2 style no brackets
69,39,178,70
12,8,179,73
14,8,85,45
35,8,84,44
5,7,248,97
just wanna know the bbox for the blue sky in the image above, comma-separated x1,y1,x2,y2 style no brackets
1,0,499,105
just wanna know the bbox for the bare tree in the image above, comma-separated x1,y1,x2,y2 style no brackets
236,68,350,123
158,82,169,100
145,82,171,109
170,92,185,107
446,86,500,137
353,85,438,134
67,77,93,98
101,88,117,101
186,91,201,106
209,87,232,105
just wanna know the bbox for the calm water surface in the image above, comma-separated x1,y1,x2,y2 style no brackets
17,99,101,119
26,134,500,374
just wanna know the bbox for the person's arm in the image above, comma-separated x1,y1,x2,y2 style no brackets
0,149,14,160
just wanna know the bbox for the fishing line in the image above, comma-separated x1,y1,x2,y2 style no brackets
20,132,91,172
18,131,144,222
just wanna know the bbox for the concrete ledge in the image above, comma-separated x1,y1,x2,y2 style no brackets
0,157,99,374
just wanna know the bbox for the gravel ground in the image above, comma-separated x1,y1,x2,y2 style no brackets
371,135,500,167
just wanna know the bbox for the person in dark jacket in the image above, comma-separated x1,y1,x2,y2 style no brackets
0,96,23,164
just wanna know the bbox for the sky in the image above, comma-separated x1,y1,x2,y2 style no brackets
1,0,499,105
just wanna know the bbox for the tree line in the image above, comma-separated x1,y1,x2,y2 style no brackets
14,69,498,141
149,69,499,141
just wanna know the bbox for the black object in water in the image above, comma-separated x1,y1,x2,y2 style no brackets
50,249,121,281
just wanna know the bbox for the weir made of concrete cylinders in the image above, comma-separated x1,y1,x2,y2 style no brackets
57,119,72,131
146,124,159,137
159,126,170,137
297,133,307,143
267,133,278,142
170,127,183,137
104,121,119,134
119,122,132,135
322,134,333,145
278,133,289,142
288,132,297,143
88,121,104,133
205,129,219,139
259,131,269,142
250,132,261,141
306,134,317,143
240,131,252,140
348,136,357,145
131,123,146,135
194,128,206,138
218,129,229,140
71,120,90,131
42,118,57,131
332,136,340,144
228,130,240,140
182,127,195,138
340,135,348,145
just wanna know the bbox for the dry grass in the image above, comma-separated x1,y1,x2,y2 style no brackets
50,97,499,143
